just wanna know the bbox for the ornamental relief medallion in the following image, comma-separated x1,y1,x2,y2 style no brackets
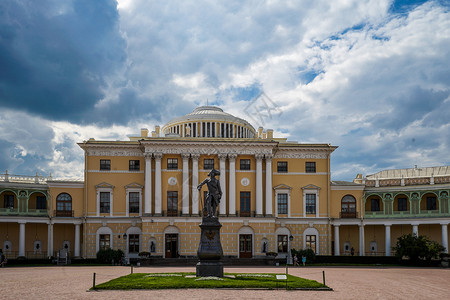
168,177,178,186
241,177,250,186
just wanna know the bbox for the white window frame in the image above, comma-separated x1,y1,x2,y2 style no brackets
96,226,113,253
125,184,143,217
302,187,320,218
275,227,291,257
237,226,255,257
126,227,142,258
96,183,114,217
274,185,292,217
303,227,319,254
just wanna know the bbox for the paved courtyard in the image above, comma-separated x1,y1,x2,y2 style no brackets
0,265,448,299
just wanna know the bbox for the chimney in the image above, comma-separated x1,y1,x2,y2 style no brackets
258,127,263,138
266,129,273,139
155,125,160,137
140,128,149,138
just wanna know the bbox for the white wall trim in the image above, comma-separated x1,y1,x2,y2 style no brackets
96,226,113,253
303,227,319,254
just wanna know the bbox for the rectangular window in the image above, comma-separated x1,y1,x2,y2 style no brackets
306,193,316,214
99,234,110,251
100,159,111,171
167,158,178,170
100,192,110,213
4,195,14,209
305,162,316,173
240,192,251,217
277,193,288,214
128,234,140,253
277,235,288,253
427,196,437,210
167,191,178,216
129,160,140,171
371,199,380,211
398,198,407,211
277,161,288,172
204,159,214,170
129,192,140,213
240,159,251,170
306,235,316,253
36,196,46,209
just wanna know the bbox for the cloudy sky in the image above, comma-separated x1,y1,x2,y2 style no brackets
0,0,449,181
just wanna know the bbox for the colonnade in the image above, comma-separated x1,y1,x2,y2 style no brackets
333,223,449,256
144,153,273,217
166,122,255,138
13,221,81,257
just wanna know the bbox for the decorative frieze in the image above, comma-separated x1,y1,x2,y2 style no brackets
87,150,143,157
274,152,328,159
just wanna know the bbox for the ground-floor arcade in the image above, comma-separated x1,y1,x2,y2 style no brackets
83,217,331,259
332,219,449,256
0,217,82,259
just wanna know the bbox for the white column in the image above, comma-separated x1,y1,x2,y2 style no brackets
192,154,200,216
154,153,163,215
442,224,448,253
255,154,264,216
359,224,365,256
412,224,419,236
182,153,190,216
74,223,81,257
219,154,227,215
265,154,273,216
144,153,152,215
334,225,340,256
385,225,391,256
200,122,203,137
47,222,53,258
228,154,237,216
19,221,26,257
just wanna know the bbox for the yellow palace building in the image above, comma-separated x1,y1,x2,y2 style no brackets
0,106,449,260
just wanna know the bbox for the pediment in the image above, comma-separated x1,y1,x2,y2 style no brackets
273,184,292,190
125,182,143,189
95,182,115,189
302,184,321,190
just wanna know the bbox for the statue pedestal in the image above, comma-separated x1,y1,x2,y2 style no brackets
196,217,223,277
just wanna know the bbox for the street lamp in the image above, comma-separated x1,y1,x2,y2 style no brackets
288,235,294,265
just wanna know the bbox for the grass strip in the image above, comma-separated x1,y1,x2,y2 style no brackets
93,272,330,290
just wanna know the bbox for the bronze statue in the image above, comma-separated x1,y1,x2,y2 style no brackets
197,169,222,217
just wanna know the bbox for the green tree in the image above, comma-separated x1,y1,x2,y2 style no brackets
393,234,445,262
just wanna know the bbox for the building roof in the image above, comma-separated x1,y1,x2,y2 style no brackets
331,180,363,186
366,166,450,179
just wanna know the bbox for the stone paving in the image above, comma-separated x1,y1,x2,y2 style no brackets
0,265,448,299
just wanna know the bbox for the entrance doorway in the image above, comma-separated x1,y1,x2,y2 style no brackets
165,233,178,258
239,234,252,258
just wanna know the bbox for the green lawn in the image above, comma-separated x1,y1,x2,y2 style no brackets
93,272,330,290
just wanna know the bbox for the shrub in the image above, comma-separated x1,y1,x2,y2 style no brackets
139,251,151,258
393,234,445,262
291,248,316,263
96,248,124,264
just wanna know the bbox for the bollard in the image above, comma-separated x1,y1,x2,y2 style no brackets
323,270,326,286
93,272,96,290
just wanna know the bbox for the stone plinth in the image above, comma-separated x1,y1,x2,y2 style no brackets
196,216,223,277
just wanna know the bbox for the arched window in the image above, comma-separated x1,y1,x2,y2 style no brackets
56,193,72,217
341,195,357,218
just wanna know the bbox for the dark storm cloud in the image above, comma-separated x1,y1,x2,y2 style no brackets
0,0,126,123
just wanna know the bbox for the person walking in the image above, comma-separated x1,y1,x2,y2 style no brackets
293,254,299,266
302,255,306,266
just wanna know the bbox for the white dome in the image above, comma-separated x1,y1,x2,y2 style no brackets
162,106,256,138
